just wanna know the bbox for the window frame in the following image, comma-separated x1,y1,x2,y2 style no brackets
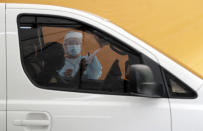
17,13,168,98
162,69,198,99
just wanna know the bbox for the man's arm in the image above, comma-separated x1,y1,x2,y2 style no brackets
86,56,102,79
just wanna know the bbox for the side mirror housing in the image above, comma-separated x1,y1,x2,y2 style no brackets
129,64,164,98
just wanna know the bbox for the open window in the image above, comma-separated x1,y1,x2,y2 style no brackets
18,14,167,97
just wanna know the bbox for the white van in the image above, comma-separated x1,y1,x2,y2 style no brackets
0,3,203,131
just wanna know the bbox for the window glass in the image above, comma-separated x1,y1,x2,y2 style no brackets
164,70,197,98
18,15,166,96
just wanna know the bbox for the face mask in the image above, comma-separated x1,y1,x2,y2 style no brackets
66,45,81,56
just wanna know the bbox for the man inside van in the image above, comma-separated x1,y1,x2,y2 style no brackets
58,31,102,80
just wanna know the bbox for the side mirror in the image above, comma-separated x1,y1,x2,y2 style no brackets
129,64,164,98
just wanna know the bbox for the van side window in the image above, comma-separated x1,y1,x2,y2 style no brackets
18,14,167,96
164,70,197,98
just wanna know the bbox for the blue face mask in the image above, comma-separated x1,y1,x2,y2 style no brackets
67,45,81,56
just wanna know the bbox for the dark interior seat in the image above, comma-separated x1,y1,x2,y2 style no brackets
37,42,65,86
24,41,65,86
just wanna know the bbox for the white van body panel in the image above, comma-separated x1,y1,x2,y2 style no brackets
170,87,203,131
6,4,171,131
7,4,203,91
0,3,6,131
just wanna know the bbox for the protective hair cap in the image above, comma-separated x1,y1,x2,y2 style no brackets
64,31,83,41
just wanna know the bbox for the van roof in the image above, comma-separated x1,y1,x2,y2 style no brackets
3,0,203,79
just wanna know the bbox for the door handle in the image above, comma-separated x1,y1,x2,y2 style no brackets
13,120,50,127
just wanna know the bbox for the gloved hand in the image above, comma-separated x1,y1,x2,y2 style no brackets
64,69,73,78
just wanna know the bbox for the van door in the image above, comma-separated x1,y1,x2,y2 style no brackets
0,3,6,131
6,4,171,131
